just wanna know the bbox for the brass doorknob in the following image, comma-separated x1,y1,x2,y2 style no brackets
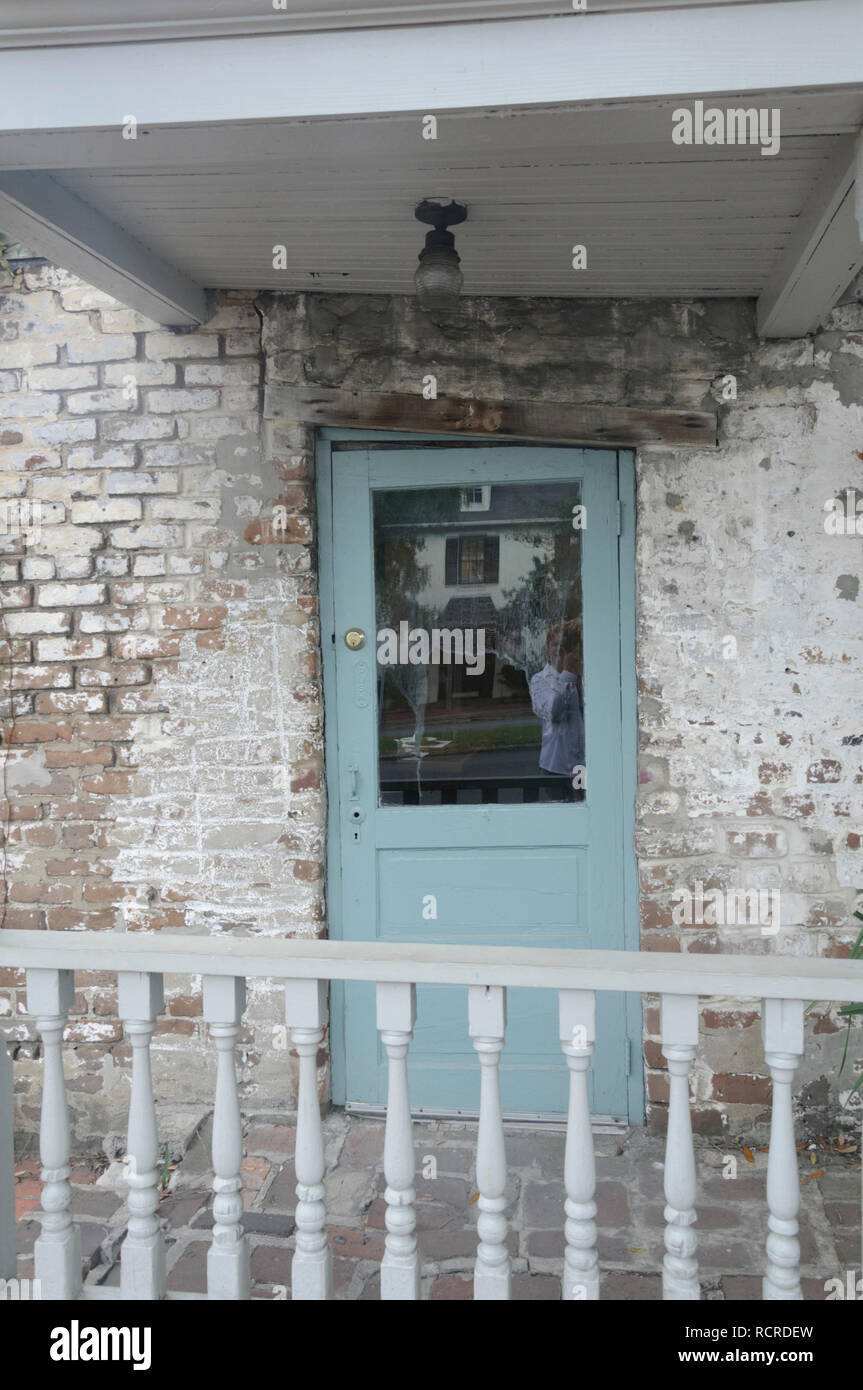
344,629,365,650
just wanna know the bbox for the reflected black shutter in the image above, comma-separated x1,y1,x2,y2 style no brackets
483,535,500,584
445,537,459,585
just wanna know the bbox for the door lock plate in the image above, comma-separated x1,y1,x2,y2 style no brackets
344,628,365,650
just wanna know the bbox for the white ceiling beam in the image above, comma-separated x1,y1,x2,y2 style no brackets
0,172,207,325
0,2,860,132
756,133,863,338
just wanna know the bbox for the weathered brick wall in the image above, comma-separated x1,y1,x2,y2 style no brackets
1,264,861,1151
0,265,323,1148
261,288,863,1137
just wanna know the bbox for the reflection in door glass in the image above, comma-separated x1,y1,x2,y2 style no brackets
373,481,585,806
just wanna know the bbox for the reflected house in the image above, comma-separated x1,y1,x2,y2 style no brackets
374,481,583,804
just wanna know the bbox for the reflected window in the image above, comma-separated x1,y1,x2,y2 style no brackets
373,480,585,807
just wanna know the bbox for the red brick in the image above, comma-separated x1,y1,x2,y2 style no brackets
73,970,117,987
160,605,227,631
61,824,109,849
46,858,111,876
10,881,75,904
50,799,112,820
44,745,114,768
65,1021,123,1044
711,1073,771,1104
643,1039,665,1069
113,635,181,661
167,992,202,1018
291,764,321,793
78,663,150,687
34,692,106,714
647,1072,670,1104
35,637,107,661
82,881,135,904
687,932,721,953
7,720,74,742
127,908,188,931
642,934,680,953
112,581,186,606
1,909,45,930
80,771,132,794
292,859,320,882
640,898,674,931
20,825,55,846
91,990,118,1016
807,760,842,784
195,581,248,601
47,908,116,930
703,1008,759,1030
77,718,135,742
245,515,311,545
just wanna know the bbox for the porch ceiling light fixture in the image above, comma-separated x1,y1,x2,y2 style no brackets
414,199,467,311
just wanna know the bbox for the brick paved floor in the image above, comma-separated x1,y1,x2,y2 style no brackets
12,1114,862,1300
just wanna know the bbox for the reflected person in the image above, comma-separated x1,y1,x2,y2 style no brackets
529,621,585,789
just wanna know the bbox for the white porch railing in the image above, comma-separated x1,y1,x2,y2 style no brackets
1,929,862,1302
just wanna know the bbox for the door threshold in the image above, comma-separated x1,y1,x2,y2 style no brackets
345,1101,628,1131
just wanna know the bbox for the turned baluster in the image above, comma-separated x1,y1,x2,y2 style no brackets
762,998,804,1301
559,988,599,1300
203,975,249,1299
118,971,165,1299
661,993,700,1300
285,977,331,1300
469,984,510,1300
377,981,420,1300
26,968,82,1300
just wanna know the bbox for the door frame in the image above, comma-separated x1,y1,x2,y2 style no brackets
315,427,643,1123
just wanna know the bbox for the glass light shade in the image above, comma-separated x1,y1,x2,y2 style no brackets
414,249,463,311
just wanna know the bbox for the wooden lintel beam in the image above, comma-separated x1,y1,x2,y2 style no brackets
265,383,717,448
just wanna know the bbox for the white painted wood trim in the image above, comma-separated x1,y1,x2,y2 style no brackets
3,931,863,1002
0,0,790,50
757,133,863,337
0,172,206,326
0,3,859,131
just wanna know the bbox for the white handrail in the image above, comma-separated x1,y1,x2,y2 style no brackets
1,930,862,1001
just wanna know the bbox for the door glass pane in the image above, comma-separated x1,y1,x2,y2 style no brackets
373,480,585,807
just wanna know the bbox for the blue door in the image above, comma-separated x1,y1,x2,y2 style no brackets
320,439,636,1120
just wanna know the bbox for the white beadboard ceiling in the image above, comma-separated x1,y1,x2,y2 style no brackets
0,0,792,48
49,91,863,299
